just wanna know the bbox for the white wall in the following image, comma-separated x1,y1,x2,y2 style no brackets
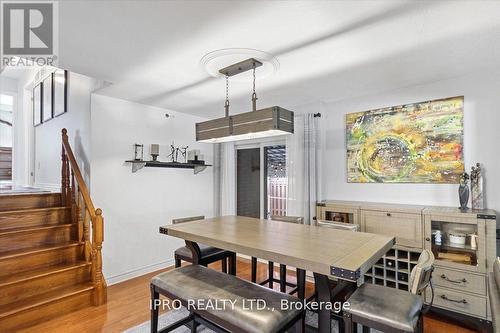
12,69,37,187
34,72,100,190
321,69,500,211
90,94,214,284
0,77,18,94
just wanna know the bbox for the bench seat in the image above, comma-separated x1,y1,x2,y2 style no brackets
151,265,304,333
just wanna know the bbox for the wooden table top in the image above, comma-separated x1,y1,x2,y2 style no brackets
160,216,394,281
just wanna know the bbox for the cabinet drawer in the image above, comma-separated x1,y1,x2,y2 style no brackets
362,210,422,248
433,267,486,295
427,286,487,318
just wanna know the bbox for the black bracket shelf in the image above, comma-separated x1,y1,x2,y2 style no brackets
125,160,212,174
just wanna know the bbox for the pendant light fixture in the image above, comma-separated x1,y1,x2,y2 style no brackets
196,58,294,143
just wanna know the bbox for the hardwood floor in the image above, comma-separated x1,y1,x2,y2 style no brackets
22,257,477,333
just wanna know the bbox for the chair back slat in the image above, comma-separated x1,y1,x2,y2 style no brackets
409,250,435,295
172,216,205,225
317,220,359,232
270,215,304,224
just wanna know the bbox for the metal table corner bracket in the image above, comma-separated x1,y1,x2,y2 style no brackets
330,266,361,281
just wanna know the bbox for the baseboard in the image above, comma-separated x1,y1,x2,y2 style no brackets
106,259,175,286
105,255,313,286
33,182,60,192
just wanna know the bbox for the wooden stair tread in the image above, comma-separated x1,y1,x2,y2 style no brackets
0,223,74,235
0,206,69,217
0,282,94,319
0,261,91,286
0,241,84,260
0,192,60,198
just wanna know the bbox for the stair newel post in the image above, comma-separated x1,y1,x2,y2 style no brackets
92,208,106,305
61,129,69,207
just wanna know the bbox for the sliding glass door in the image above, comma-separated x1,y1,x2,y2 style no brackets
264,145,287,218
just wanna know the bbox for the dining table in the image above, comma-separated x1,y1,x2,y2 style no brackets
160,215,395,333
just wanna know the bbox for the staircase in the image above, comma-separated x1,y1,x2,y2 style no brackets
0,129,106,331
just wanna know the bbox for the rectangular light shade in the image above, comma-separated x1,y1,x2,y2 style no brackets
196,106,294,143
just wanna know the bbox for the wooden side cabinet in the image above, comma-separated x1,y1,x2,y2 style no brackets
423,207,497,321
317,200,497,322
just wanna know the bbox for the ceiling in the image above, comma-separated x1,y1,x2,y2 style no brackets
6,1,500,118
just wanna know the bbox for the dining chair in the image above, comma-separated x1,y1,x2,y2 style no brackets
173,216,236,274
343,249,435,333
251,215,306,299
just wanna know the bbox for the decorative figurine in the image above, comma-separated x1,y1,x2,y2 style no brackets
167,143,176,162
167,143,189,163
471,163,484,209
180,146,189,163
134,144,144,161
150,144,159,161
458,172,470,211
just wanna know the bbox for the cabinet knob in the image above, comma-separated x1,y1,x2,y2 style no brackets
425,237,431,242
386,213,392,217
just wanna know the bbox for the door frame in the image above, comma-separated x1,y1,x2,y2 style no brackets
234,137,286,219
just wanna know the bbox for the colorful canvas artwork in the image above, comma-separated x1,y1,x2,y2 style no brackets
346,96,464,183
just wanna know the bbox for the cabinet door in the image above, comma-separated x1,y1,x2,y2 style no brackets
362,210,423,249
424,215,486,273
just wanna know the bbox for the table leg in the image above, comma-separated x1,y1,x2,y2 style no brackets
313,273,331,333
296,268,305,300
228,252,237,275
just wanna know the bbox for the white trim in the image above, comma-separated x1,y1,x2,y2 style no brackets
106,259,175,286
33,182,60,192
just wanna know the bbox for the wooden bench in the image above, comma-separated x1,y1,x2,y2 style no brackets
151,265,305,333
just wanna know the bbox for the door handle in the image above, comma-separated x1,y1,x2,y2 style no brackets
440,295,467,304
440,274,467,284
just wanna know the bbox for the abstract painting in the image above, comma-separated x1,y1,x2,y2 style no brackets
346,96,464,183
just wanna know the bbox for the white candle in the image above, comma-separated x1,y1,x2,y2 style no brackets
150,144,159,155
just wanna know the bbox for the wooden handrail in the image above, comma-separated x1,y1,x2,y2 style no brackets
61,128,106,306
61,129,96,218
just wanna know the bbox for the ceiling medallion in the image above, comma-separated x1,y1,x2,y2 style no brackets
200,48,279,82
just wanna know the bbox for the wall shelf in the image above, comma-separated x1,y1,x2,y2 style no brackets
124,160,212,174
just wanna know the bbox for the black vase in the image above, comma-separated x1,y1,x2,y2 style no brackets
459,184,469,211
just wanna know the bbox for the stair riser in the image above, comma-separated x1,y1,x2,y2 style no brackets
0,289,93,331
0,225,78,252
0,245,85,277
0,194,62,211
0,209,70,231
0,264,92,306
